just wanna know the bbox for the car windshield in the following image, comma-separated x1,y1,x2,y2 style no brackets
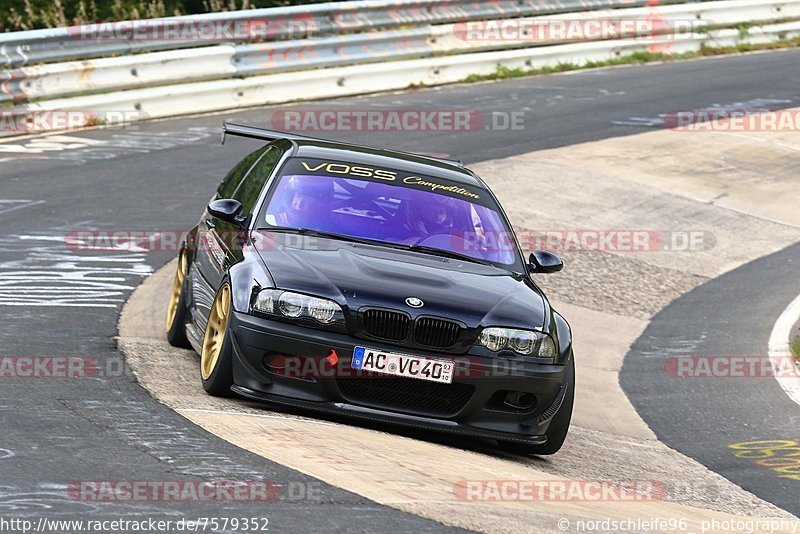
259,157,521,268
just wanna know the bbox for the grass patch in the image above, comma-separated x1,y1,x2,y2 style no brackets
737,23,753,40
462,50,699,83
699,35,800,56
791,337,800,362
463,65,528,83
460,38,800,84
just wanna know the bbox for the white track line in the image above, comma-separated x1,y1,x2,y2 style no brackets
768,292,800,407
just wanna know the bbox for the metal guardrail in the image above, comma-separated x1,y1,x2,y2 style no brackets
0,0,695,68
2,0,799,136
4,0,798,104
17,20,800,114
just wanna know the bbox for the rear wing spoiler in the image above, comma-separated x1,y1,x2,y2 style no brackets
221,122,464,168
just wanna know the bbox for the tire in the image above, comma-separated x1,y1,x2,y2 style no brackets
498,358,575,456
200,282,235,397
166,252,191,348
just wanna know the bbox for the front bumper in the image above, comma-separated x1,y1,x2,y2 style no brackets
229,311,572,444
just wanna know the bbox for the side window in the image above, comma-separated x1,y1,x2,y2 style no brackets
233,146,282,214
216,146,268,199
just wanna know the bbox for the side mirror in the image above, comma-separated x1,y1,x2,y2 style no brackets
208,198,246,227
528,250,563,274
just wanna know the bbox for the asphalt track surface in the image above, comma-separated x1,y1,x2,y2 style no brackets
1,49,799,528
621,242,800,517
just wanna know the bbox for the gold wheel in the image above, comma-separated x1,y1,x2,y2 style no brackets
201,284,231,381
165,252,186,331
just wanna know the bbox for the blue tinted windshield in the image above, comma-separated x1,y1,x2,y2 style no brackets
260,159,520,267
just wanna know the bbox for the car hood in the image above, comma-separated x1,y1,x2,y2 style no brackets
254,234,546,329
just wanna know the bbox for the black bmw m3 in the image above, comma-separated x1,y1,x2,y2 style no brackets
166,123,574,455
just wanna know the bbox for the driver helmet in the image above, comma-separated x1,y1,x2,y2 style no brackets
406,194,455,235
283,175,334,225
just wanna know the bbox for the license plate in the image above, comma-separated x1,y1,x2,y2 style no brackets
351,346,455,384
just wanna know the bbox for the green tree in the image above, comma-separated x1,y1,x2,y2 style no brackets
1,0,341,32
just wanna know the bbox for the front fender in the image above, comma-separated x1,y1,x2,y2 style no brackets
228,250,274,314
551,310,573,365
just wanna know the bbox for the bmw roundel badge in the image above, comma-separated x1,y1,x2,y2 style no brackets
405,297,424,308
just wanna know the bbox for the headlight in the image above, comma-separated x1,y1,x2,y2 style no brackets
252,289,344,325
278,293,304,318
478,327,557,358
